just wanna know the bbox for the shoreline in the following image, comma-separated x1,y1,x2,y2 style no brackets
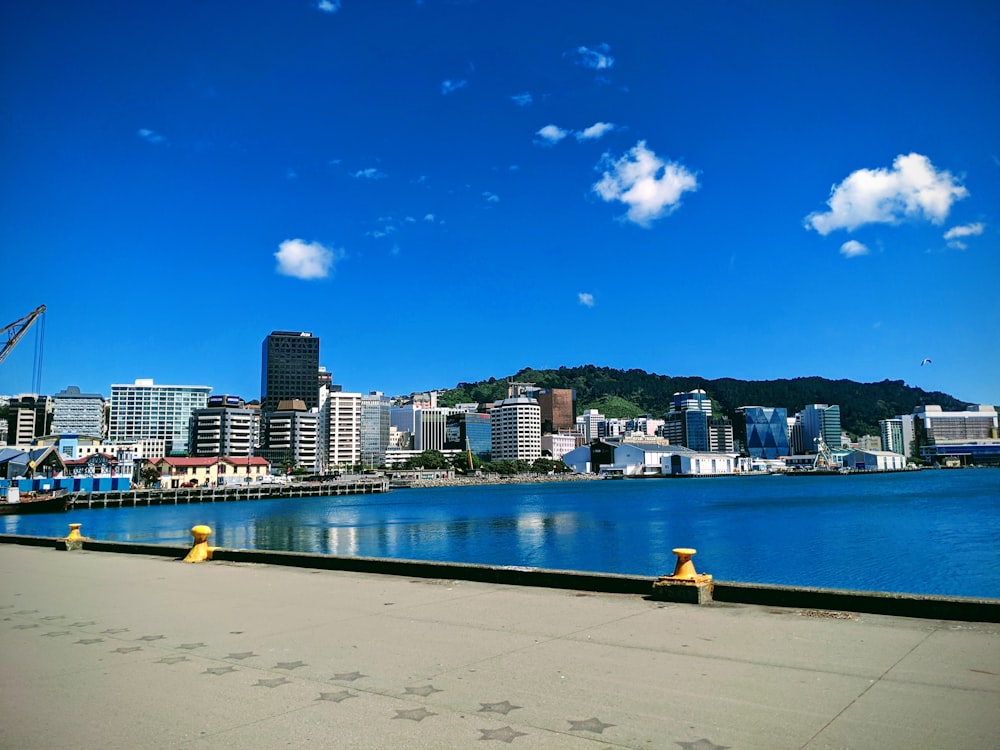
400,472,602,489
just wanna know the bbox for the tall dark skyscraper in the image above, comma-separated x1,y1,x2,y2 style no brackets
260,331,320,413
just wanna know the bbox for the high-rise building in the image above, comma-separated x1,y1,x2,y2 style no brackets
7,394,54,445
912,405,1000,465
108,380,210,455
51,386,105,437
798,404,842,453
361,392,392,468
190,395,253,457
261,399,319,471
740,406,790,459
326,390,362,469
491,396,541,461
445,411,492,460
577,409,605,443
536,388,575,434
260,331,320,413
672,390,712,413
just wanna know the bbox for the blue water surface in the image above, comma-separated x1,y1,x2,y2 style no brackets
4,470,998,598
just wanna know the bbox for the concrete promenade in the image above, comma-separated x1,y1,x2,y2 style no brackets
1,544,998,749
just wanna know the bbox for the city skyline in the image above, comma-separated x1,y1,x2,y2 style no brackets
2,2,998,406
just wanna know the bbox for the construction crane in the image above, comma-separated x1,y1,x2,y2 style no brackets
0,304,46,392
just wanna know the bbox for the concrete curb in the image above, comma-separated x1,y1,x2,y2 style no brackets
2,533,997,622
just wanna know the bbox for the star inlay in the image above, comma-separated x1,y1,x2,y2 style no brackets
13,624,38,630
14,610,38,615
255,677,290,688
156,656,189,665
479,701,521,715
226,651,257,660
568,717,614,734
478,726,528,743
178,642,206,650
70,621,96,627
677,739,730,750
42,615,66,621
404,685,441,697
274,660,307,670
112,646,143,654
204,666,237,676
393,707,437,721
74,638,104,645
42,631,72,637
332,671,367,682
102,628,128,635
136,634,165,641
317,691,356,703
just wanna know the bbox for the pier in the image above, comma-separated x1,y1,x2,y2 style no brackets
66,477,388,510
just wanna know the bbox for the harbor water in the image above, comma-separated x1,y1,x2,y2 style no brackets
4,470,998,598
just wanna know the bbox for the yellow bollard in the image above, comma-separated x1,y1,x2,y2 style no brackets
652,546,713,604
183,525,216,563
62,522,89,551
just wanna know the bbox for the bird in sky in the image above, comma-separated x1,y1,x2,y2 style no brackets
921,358,932,366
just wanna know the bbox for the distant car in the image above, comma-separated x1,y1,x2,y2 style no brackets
180,481,197,488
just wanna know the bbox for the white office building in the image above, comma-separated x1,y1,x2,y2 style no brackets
491,396,541,461
326,390,362,470
108,380,210,455
51,386,106,437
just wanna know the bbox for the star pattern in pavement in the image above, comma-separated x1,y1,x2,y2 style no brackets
255,677,290,688
332,671,367,682
112,646,143,654
568,717,614,734
405,685,442,697
42,615,66,621
13,624,38,630
177,642,206,650
274,660,307,670
478,726,528,743
204,666,237,676
42,631,72,637
479,701,521,716
677,740,730,750
70,621,96,627
317,690,356,703
394,707,437,721
74,638,104,645
156,656,189,665
226,651,258,660
102,628,128,635
136,634,165,641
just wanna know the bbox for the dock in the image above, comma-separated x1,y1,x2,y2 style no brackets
66,477,389,510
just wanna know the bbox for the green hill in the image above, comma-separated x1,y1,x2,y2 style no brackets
439,365,974,437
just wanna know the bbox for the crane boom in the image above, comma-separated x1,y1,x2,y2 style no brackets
0,304,46,366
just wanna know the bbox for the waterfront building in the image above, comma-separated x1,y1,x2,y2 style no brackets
739,406,790,460
536,388,575,434
541,432,576,461
491,396,541,461
857,434,883,452
190,395,253,457
913,405,1000,466
880,417,908,456
445,411,492,461
326,389,362,470
626,415,665,437
6,394,53,445
361,391,392,468
108,379,210,456
662,410,709,450
260,331,320,413
261,399,319,471
582,440,736,477
147,455,271,488
846,449,906,471
797,404,842,454
51,386,105,437
577,409,605,443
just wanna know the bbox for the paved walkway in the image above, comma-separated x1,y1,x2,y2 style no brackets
1,544,997,749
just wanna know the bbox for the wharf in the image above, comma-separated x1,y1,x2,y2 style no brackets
66,478,388,510
1,543,997,749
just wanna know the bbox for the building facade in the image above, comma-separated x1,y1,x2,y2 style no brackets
108,380,210,455
741,406,790,459
51,386,105,437
536,388,575,434
798,404,842,453
6,394,53,445
913,405,1000,466
490,396,541,461
361,391,392,468
326,390,362,470
260,331,320,413
445,411,492,460
261,400,319,471
190,395,254,457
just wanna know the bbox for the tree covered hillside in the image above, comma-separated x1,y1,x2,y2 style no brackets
438,365,973,438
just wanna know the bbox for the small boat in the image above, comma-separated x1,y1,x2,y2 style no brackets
0,489,71,515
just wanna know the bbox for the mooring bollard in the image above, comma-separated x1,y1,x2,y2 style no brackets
62,523,88,551
183,525,216,563
652,547,713,604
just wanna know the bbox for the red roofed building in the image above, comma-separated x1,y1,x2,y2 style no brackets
146,456,270,488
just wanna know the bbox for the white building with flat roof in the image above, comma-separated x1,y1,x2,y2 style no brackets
108,380,211,455
491,396,541,461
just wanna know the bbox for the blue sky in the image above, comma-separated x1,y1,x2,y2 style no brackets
2,1,998,407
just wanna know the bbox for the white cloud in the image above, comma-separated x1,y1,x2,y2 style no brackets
805,153,968,235
423,213,436,222
839,240,869,258
353,168,386,180
576,122,615,141
943,222,984,240
316,0,340,12
510,92,532,107
137,128,166,145
578,292,595,307
441,79,467,95
535,124,569,145
565,43,614,70
483,192,499,203
274,239,341,280
592,140,699,227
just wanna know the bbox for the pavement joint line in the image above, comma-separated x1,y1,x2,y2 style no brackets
797,625,940,750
